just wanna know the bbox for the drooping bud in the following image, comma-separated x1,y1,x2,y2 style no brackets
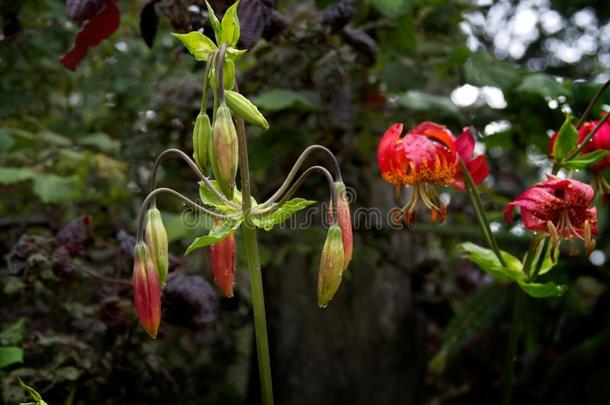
193,113,212,171
335,181,353,270
145,206,169,287
317,224,345,308
132,243,161,338
211,103,238,198
225,90,269,130
210,232,237,297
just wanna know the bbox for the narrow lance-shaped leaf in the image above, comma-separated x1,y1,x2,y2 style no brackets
172,32,217,61
553,115,578,161
251,198,316,231
220,1,241,47
205,1,222,43
564,150,610,169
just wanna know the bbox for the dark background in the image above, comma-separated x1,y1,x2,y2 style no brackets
1,0,610,403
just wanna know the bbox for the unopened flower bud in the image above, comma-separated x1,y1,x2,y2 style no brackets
132,243,161,338
225,90,269,130
145,206,169,287
317,224,345,308
210,232,236,297
193,113,212,171
335,181,353,270
211,103,238,198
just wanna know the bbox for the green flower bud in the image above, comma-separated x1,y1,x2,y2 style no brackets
211,103,238,198
193,113,212,171
145,207,169,287
317,224,345,308
225,90,269,130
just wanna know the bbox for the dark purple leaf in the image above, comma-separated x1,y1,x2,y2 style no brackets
163,273,219,331
322,0,354,33
341,26,378,66
66,0,108,22
237,0,275,49
56,215,92,256
140,0,159,48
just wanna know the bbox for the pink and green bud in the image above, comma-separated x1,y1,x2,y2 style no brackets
317,224,345,308
193,113,212,171
145,207,169,287
335,181,353,270
211,103,238,198
132,243,161,338
210,233,237,297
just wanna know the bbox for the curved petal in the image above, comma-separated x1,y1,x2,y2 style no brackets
410,121,457,152
377,123,406,185
455,127,475,161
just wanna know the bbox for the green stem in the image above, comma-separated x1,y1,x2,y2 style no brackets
574,78,610,129
241,223,274,405
252,165,338,220
233,79,274,404
135,187,231,242
259,145,342,208
501,287,523,405
458,159,506,266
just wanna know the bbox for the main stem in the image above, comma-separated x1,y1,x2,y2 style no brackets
234,80,274,404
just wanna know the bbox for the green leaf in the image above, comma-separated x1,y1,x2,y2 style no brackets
18,378,48,404
0,346,23,369
251,198,316,231
553,115,578,161
205,1,222,43
517,73,570,98
464,52,521,89
220,1,240,47
198,180,241,214
226,47,247,61
185,220,241,254
517,280,567,298
0,319,24,345
78,133,120,154
397,91,460,117
0,167,36,184
538,244,559,276
172,32,217,61
32,174,80,203
564,150,610,169
250,89,322,112
459,242,523,282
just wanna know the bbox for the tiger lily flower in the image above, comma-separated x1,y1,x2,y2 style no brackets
504,175,598,255
378,122,489,223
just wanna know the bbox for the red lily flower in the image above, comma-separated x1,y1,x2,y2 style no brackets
505,175,598,255
210,233,237,298
132,243,162,338
378,122,489,223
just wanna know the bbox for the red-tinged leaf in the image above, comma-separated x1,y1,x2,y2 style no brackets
60,1,120,70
